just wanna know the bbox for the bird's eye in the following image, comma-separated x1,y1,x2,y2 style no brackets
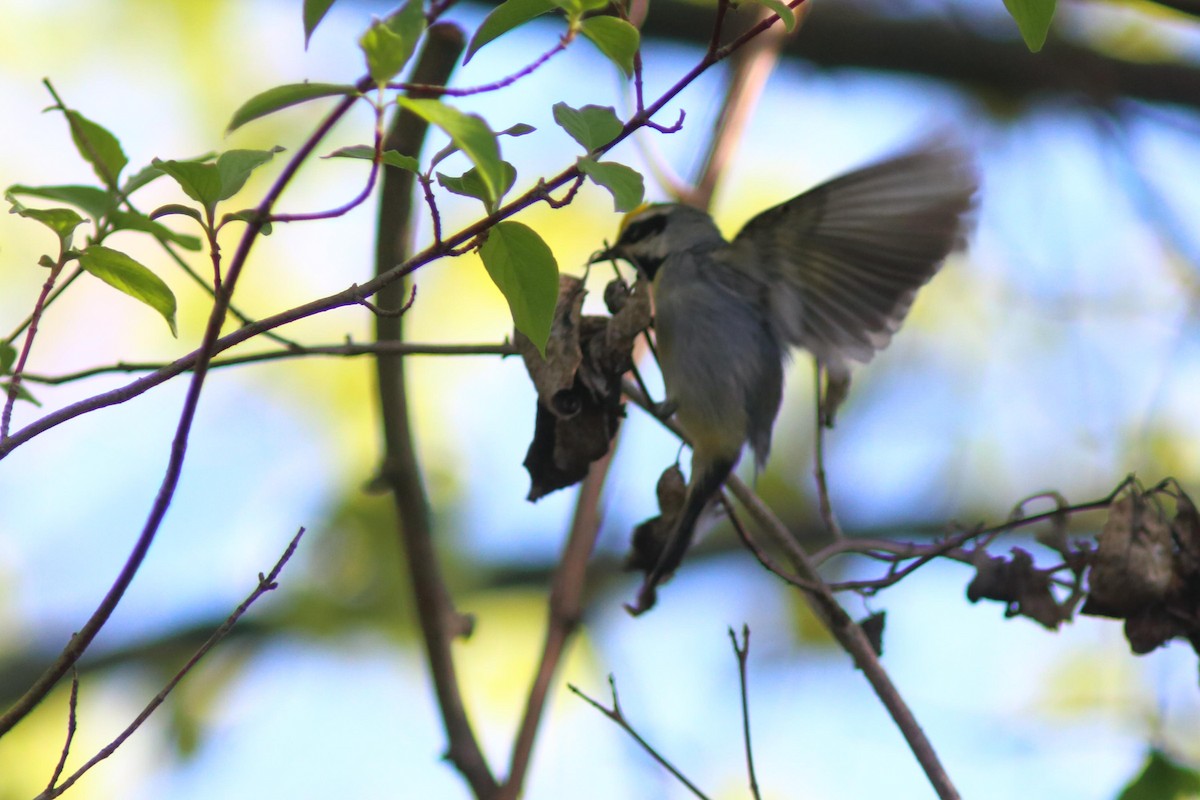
620,215,667,245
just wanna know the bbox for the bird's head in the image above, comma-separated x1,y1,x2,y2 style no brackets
592,203,723,279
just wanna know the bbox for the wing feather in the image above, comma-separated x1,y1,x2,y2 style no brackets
731,136,978,376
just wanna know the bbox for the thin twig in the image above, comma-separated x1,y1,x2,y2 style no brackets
728,625,762,800
813,363,844,539
1,258,63,440
357,285,417,317
722,495,822,592
395,34,572,97
501,452,610,798
268,100,386,224
3,266,82,346
690,3,792,209
36,528,306,799
570,677,712,800
20,340,517,385
44,669,79,793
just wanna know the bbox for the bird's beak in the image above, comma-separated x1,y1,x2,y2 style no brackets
589,244,620,265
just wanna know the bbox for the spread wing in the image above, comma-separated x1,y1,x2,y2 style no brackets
730,136,978,377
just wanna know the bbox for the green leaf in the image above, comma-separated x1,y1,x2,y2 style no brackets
151,204,205,224
0,342,16,374
465,0,556,63
77,245,178,336
436,161,517,211
580,16,639,78
479,221,558,356
360,1,427,85
500,123,536,137
550,0,608,14
58,109,128,189
109,209,203,251
220,209,273,235
7,194,86,246
1003,0,1055,52
744,0,796,31
325,145,420,172
121,153,216,197
153,159,223,209
227,83,358,133
577,157,644,212
6,184,113,219
552,103,622,152
396,98,504,206
428,122,535,171
0,380,41,408
1118,749,1200,800
216,147,285,201
304,0,338,46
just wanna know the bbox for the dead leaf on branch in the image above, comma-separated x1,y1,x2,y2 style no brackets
966,547,1068,630
625,464,686,576
518,275,651,501
1081,483,1200,656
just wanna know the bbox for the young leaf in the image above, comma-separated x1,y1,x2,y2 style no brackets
304,0,338,46
360,1,427,85
744,0,796,31
1117,748,1200,800
479,221,558,356
150,204,205,225
578,157,644,212
428,122,535,170
121,152,216,197
77,245,178,336
580,16,639,78
465,0,557,63
325,145,420,172
0,342,16,374
109,209,203,251
397,98,505,205
6,184,113,219
436,161,518,211
216,147,285,201
552,103,622,152
1003,0,1055,52
7,195,86,246
0,380,41,408
227,83,358,133
153,158,223,210
220,209,273,235
58,109,129,189
499,122,536,137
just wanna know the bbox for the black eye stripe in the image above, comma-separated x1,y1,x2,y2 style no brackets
620,215,667,245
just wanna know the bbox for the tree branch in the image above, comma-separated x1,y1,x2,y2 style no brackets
371,23,498,798
500,453,609,798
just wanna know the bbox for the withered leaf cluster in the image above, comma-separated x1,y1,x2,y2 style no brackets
967,546,1081,630
1081,485,1200,656
967,480,1200,657
517,274,652,501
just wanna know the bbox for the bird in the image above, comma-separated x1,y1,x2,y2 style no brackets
593,135,979,613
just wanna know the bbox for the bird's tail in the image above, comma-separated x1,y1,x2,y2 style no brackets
629,455,737,614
